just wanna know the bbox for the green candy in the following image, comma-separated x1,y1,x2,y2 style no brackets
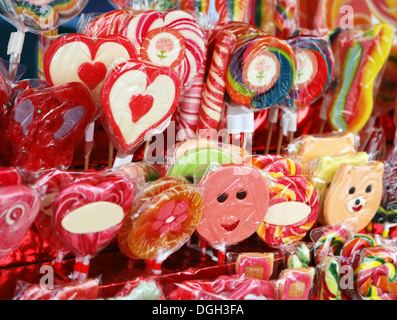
167,148,234,179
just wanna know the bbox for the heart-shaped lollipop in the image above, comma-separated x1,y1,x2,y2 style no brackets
7,82,96,170
44,33,138,104
101,60,180,154
0,185,40,260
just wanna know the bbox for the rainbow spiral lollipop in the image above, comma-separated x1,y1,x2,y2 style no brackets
225,35,296,110
285,35,334,108
355,246,397,300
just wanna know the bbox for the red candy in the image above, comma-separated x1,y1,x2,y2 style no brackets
7,82,96,171
53,173,135,278
0,167,21,186
0,185,40,260
101,60,180,154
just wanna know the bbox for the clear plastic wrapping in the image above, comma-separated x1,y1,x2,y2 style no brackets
79,9,206,92
6,81,96,171
100,59,181,155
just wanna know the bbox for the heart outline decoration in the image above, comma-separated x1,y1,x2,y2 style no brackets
44,33,138,102
101,60,181,154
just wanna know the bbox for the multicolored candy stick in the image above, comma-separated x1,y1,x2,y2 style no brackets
44,33,138,105
285,35,334,108
312,225,350,265
0,185,40,260
323,162,384,233
317,255,342,300
235,252,274,281
100,60,180,155
274,0,299,39
197,164,269,255
341,234,377,270
7,82,96,171
118,179,203,273
257,175,319,247
326,24,393,133
355,246,397,300
277,267,315,300
226,35,297,110
217,0,250,24
286,243,311,269
0,168,22,187
53,173,135,280
366,0,397,28
121,10,205,87
197,30,236,140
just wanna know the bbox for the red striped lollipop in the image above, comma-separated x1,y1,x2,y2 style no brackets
257,175,319,247
53,173,134,279
0,168,22,187
121,10,205,86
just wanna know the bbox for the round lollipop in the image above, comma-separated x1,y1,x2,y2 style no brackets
366,0,397,29
355,246,397,300
312,225,350,265
0,0,89,79
118,177,202,273
196,164,269,260
53,173,135,281
341,233,377,270
226,35,296,110
286,35,334,108
257,175,318,247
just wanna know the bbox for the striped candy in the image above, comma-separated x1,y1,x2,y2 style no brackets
197,30,235,139
175,50,207,141
313,225,350,265
355,246,397,300
274,0,299,39
122,10,205,86
326,23,393,133
318,255,342,300
365,0,397,29
286,35,334,108
226,35,296,110
257,175,318,247
341,234,377,270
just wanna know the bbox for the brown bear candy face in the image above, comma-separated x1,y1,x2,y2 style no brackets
324,162,384,232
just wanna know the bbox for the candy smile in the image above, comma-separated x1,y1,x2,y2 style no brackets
221,220,240,232
352,205,363,212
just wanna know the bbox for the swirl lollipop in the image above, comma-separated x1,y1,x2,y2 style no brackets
286,35,334,108
226,35,297,110
355,246,397,300
0,0,89,79
53,173,135,281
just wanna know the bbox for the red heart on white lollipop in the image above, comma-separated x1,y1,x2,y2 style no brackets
44,34,138,103
101,60,181,154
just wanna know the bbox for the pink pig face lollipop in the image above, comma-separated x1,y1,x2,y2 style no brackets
0,185,40,260
196,164,269,252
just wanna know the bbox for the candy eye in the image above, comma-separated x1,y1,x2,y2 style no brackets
236,190,247,200
217,193,228,203
349,187,355,195
366,185,372,193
